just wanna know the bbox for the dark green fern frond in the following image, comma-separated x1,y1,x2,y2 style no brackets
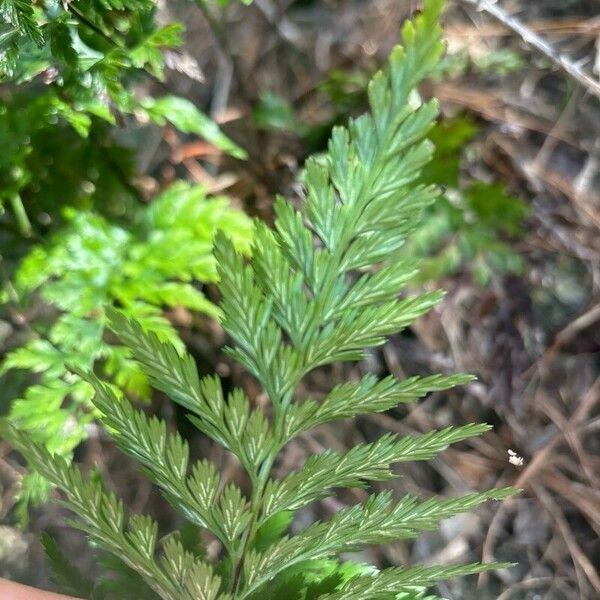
0,1,516,598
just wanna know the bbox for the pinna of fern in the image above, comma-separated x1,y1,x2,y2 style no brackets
0,1,515,598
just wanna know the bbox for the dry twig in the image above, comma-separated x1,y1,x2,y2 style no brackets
478,377,600,589
457,0,600,99
534,483,600,595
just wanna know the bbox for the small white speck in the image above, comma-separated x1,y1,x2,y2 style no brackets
508,449,524,467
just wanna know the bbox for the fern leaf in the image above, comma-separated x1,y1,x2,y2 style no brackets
319,562,513,600
0,0,44,45
216,0,446,414
105,310,275,479
284,373,476,438
0,421,178,599
1,419,233,600
240,488,514,597
1,1,518,597
77,368,252,553
105,307,204,412
261,424,491,519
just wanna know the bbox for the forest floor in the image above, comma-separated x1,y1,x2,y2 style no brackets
1,1,599,599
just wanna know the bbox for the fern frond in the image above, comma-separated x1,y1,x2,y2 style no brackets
284,373,476,438
240,487,514,597
261,424,491,519
2,1,517,597
105,307,205,413
2,183,253,506
105,309,275,481
0,421,220,600
319,562,514,600
0,0,44,45
216,0,446,417
75,369,248,551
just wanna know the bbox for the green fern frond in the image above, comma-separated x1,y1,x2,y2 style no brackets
0,419,230,600
0,0,44,45
214,0,445,414
284,373,476,437
1,1,517,598
2,183,253,505
318,562,514,600
239,488,513,598
75,369,228,535
261,423,492,519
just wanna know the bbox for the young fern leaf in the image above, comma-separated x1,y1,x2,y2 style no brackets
1,1,516,598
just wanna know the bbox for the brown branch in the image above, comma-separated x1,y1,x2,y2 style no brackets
457,0,600,100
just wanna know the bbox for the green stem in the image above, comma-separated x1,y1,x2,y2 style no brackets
68,5,118,46
229,453,276,594
229,396,292,595
9,194,32,238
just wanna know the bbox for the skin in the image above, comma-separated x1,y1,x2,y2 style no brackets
0,578,80,600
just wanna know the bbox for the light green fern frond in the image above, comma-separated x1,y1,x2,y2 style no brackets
1,182,253,505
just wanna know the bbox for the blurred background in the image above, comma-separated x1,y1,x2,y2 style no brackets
0,1,599,599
